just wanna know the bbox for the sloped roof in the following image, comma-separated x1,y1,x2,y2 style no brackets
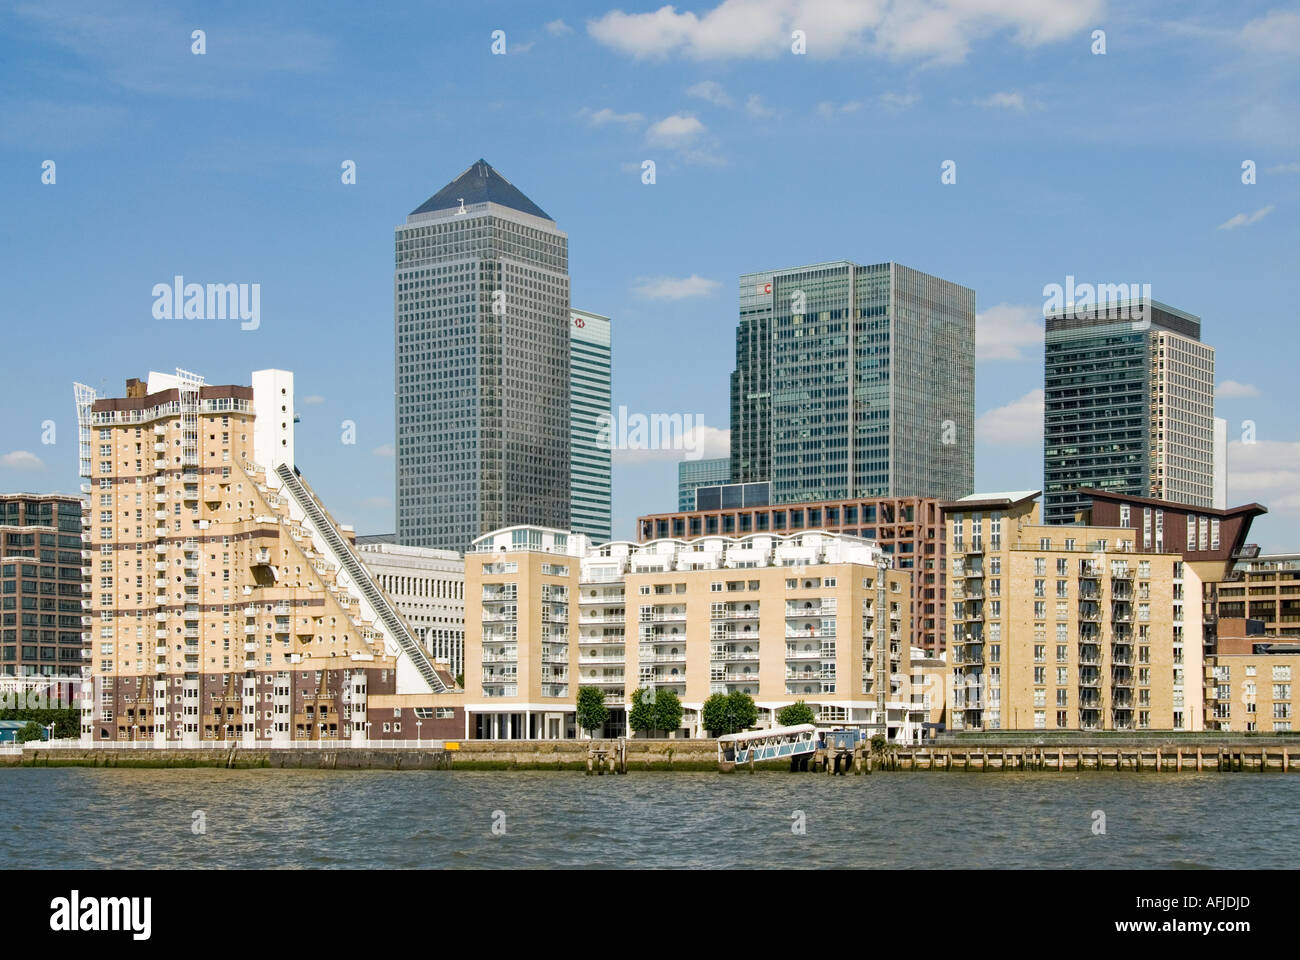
409,159,551,220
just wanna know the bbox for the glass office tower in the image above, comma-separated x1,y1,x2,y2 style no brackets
1042,300,1215,524
570,309,612,542
730,261,975,503
395,160,571,551
677,457,731,511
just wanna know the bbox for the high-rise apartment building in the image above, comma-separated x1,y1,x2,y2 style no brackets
1043,299,1216,524
730,261,974,503
395,159,571,551
943,491,1205,732
0,494,86,679
73,368,456,744
464,526,926,741
677,457,731,511
356,538,466,680
569,309,611,542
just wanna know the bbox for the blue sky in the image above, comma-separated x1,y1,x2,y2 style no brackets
1,0,1298,549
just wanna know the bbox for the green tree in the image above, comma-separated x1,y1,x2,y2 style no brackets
15,720,45,744
727,690,758,732
576,685,609,735
652,688,683,736
0,708,77,739
776,701,815,727
701,690,759,736
701,693,731,736
628,687,655,736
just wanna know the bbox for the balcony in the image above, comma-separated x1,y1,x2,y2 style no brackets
785,646,822,660
715,608,761,620
153,459,168,470
642,652,686,664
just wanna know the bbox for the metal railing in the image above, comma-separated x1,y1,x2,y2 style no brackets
274,464,447,693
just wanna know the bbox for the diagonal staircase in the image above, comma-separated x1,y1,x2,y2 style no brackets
274,463,448,693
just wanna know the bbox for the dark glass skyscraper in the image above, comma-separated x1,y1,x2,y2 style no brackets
395,160,571,550
729,261,975,503
1042,299,1214,524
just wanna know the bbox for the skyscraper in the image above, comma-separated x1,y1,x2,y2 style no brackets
395,160,571,551
677,456,731,511
729,261,975,503
569,309,611,542
1042,299,1215,524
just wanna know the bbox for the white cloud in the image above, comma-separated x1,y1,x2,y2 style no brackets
976,303,1042,362
583,107,645,127
1,450,45,471
879,91,920,109
361,495,393,510
300,394,326,405
687,80,733,106
372,444,395,457
1228,439,1300,513
546,19,574,36
976,91,1026,110
1217,205,1274,230
1265,161,1300,174
976,389,1043,447
745,93,776,118
647,113,706,145
587,0,1100,64
633,274,721,299
1240,10,1300,54
815,100,860,119
1217,380,1260,399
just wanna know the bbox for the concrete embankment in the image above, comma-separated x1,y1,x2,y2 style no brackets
14,739,719,771
11,738,1300,772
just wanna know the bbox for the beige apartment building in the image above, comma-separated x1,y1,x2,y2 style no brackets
1213,555,1300,638
73,368,458,744
1204,619,1298,732
464,526,926,740
942,491,1204,732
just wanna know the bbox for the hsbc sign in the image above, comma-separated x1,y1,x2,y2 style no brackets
757,282,772,295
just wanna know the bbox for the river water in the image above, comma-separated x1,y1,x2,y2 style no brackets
2,768,1296,869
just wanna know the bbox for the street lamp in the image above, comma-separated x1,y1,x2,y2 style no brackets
364,720,372,746
416,719,422,746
